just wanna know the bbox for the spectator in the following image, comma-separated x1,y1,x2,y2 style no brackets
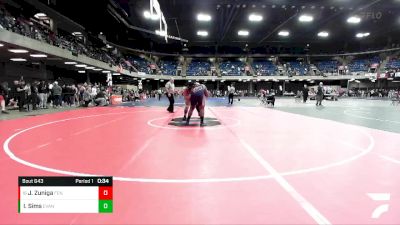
25,82,33,111
316,82,324,106
16,80,27,112
157,89,162,101
30,81,38,110
38,81,48,109
71,84,78,106
52,81,62,108
302,84,309,103
82,86,91,107
94,88,108,106
0,81,9,114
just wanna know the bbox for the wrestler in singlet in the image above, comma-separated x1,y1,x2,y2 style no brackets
182,85,192,121
186,82,209,126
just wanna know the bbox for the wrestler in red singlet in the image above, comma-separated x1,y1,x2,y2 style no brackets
182,85,191,121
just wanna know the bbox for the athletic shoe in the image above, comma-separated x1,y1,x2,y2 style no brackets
1,110,9,114
183,116,187,121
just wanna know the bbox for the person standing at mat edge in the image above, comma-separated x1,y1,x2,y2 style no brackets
228,83,235,105
302,84,309,103
165,78,175,113
0,82,9,114
316,82,324,106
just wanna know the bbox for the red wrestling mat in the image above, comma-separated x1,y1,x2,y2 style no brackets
1,106,400,224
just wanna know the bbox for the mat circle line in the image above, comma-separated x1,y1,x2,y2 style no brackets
3,108,374,183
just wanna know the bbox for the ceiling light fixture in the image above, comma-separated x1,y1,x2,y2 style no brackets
75,64,87,68
10,58,27,62
8,49,29,53
299,14,314,22
278,30,290,36
317,31,329,37
249,14,263,22
356,32,370,38
347,16,361,24
238,30,249,36
64,62,77,65
197,13,211,21
30,54,47,58
102,70,111,73
197,31,208,36
78,70,86,73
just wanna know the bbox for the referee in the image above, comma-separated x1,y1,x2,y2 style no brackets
165,78,175,113
228,83,235,105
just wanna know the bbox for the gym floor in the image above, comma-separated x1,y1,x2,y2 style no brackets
1,97,399,224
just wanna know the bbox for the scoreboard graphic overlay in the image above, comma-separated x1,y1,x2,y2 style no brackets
18,177,113,213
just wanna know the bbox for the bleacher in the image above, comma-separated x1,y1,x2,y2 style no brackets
159,60,177,76
348,59,369,72
219,61,245,76
0,7,118,66
127,56,151,74
186,61,211,76
252,60,277,76
386,58,400,70
370,56,381,64
287,61,308,76
316,60,339,73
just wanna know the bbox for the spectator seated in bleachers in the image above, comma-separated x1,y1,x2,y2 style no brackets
159,60,177,76
349,60,367,72
186,61,211,76
348,57,381,73
386,58,400,70
252,60,277,76
316,60,339,73
287,61,308,76
219,60,245,76
127,56,151,74
0,6,121,66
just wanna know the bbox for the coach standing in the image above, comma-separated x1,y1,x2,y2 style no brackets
165,78,175,113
